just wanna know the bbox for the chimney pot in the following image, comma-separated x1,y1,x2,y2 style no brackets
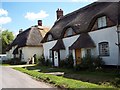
38,20,42,26
19,29,23,34
56,8,63,19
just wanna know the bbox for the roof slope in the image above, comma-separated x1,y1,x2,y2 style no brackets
42,2,119,42
69,33,96,49
51,39,65,50
6,26,49,51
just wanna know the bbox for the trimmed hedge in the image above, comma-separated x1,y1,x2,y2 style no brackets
13,67,112,89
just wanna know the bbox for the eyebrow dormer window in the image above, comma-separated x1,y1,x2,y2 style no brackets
64,28,74,37
47,34,53,41
97,16,107,28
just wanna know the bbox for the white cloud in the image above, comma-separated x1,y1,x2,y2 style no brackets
0,9,12,25
0,17,12,25
25,10,49,21
0,9,8,16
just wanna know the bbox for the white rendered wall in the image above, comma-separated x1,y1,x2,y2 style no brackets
43,40,57,61
43,35,79,61
89,26,119,65
63,35,80,57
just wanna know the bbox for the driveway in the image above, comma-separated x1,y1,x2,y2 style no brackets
1,66,55,88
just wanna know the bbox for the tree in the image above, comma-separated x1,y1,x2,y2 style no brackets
1,30,14,54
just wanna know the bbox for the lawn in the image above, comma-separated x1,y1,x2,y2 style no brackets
22,65,120,88
13,67,115,89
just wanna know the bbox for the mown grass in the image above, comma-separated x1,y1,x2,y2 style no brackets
25,65,120,88
0,63,11,66
13,67,114,89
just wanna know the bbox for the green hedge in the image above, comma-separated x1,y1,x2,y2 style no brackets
13,67,113,89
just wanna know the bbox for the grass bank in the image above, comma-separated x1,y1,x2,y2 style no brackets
13,67,113,89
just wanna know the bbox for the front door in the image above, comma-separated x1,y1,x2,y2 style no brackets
54,51,59,66
75,49,81,64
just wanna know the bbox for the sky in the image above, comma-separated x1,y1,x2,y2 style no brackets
0,1,93,36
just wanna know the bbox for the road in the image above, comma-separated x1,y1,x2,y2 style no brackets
0,66,55,88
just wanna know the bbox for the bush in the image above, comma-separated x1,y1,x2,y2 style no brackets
37,55,52,66
2,58,27,65
60,54,74,68
37,54,45,65
45,59,52,66
93,56,105,68
74,55,105,71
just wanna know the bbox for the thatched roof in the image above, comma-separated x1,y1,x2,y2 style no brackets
42,2,119,43
69,33,96,50
51,39,65,50
6,25,49,51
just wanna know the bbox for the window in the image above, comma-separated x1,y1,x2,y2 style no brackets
47,34,53,41
49,50,52,58
99,42,109,56
98,16,107,28
64,28,74,37
86,49,91,56
69,50,72,55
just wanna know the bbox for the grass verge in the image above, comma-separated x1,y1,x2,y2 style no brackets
13,67,113,89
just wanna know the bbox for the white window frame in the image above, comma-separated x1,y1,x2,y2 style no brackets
47,34,53,41
65,28,74,37
98,16,107,28
86,48,91,56
99,42,109,56
49,50,52,58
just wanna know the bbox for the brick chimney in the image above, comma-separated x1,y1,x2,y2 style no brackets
19,29,23,34
56,8,63,19
38,20,42,26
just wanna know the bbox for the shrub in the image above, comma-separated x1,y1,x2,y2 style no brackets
45,59,52,66
74,55,105,71
93,56,105,68
4,58,27,65
37,54,45,65
37,55,52,66
60,54,74,68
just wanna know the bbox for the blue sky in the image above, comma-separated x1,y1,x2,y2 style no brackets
1,1,92,35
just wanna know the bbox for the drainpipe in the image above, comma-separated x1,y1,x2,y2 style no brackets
116,25,120,69
116,1,120,69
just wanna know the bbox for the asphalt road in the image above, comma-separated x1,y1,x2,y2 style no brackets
1,66,54,88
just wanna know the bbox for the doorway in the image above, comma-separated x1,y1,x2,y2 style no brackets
75,49,81,65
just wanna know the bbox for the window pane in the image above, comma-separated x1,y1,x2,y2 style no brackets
98,16,107,28
48,34,52,41
98,18,102,28
99,42,109,56
66,28,73,36
86,49,91,56
102,16,107,27
49,50,52,58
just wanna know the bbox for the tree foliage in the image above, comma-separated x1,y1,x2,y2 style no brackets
1,30,14,54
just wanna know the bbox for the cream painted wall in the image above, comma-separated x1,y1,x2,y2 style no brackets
6,46,16,60
6,46,43,62
22,46,43,62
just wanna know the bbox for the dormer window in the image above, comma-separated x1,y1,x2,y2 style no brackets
47,34,53,41
97,16,107,28
64,28,74,37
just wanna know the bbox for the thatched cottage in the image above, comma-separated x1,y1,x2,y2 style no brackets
42,2,120,67
6,20,49,63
